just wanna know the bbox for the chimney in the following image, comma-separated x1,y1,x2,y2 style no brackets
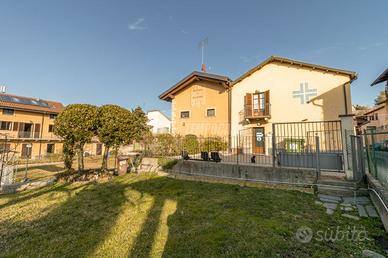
201,63,207,73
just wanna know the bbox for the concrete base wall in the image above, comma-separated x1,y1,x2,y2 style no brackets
366,173,388,232
172,160,317,185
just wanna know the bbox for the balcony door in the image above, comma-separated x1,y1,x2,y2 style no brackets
252,127,265,154
244,90,270,118
18,123,33,138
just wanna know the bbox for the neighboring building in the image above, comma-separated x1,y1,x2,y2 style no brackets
231,56,357,154
146,110,171,134
0,93,64,159
0,93,103,159
371,68,388,129
159,71,231,137
355,103,388,132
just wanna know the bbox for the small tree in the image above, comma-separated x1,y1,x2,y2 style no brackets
353,104,369,110
54,104,98,171
375,90,387,105
131,107,150,142
97,105,133,170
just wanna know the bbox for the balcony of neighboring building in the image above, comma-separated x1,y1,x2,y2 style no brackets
0,121,62,141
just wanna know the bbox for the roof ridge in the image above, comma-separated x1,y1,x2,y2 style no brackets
232,55,357,85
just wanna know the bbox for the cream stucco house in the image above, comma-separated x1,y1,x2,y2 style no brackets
230,56,357,154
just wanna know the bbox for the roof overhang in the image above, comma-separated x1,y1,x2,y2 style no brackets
232,56,358,86
371,68,388,86
159,71,231,102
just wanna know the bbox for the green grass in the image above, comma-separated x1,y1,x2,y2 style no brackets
14,157,116,182
0,173,386,257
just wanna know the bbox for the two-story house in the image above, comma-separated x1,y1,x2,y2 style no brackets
159,71,231,137
0,93,104,159
231,56,357,154
0,93,64,158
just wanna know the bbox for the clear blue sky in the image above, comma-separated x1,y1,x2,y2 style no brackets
0,0,387,115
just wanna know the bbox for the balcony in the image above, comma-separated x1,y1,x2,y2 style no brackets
15,131,61,140
240,103,271,119
17,131,39,139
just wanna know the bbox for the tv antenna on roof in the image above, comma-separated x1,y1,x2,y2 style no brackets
198,37,208,72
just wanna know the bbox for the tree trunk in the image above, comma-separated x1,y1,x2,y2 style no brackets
80,146,84,171
113,146,118,171
77,148,82,172
102,146,109,171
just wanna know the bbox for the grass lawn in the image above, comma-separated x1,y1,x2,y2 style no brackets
14,156,116,182
0,173,386,257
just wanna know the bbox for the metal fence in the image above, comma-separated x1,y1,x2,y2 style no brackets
177,133,343,171
273,120,343,153
363,131,388,190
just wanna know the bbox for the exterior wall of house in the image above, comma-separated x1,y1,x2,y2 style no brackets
171,80,229,137
0,106,108,160
0,108,63,159
231,62,352,151
360,105,388,132
147,110,171,134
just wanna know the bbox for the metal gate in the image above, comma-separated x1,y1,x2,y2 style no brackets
273,120,344,171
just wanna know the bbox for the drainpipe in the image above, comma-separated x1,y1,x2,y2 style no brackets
38,113,45,159
228,87,232,152
342,83,348,115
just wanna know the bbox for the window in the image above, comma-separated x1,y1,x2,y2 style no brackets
206,108,215,117
259,93,265,111
180,111,190,118
47,144,55,154
0,121,12,130
2,108,14,115
49,114,57,119
48,124,55,132
375,113,378,120
0,144,10,153
253,94,259,111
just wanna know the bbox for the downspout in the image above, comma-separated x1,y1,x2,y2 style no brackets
342,76,357,115
38,113,45,159
342,83,348,115
227,82,232,151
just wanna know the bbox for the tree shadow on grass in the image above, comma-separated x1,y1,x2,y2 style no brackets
127,176,387,258
0,180,131,257
0,183,78,210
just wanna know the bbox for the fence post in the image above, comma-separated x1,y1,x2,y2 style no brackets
339,114,355,180
237,132,239,165
272,123,276,168
315,136,320,179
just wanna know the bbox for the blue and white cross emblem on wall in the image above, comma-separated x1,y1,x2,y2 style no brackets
292,82,317,104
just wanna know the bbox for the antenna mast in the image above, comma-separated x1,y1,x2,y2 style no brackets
198,37,208,72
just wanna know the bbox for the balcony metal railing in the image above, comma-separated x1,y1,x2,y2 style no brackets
14,131,61,140
17,131,38,139
239,103,271,121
